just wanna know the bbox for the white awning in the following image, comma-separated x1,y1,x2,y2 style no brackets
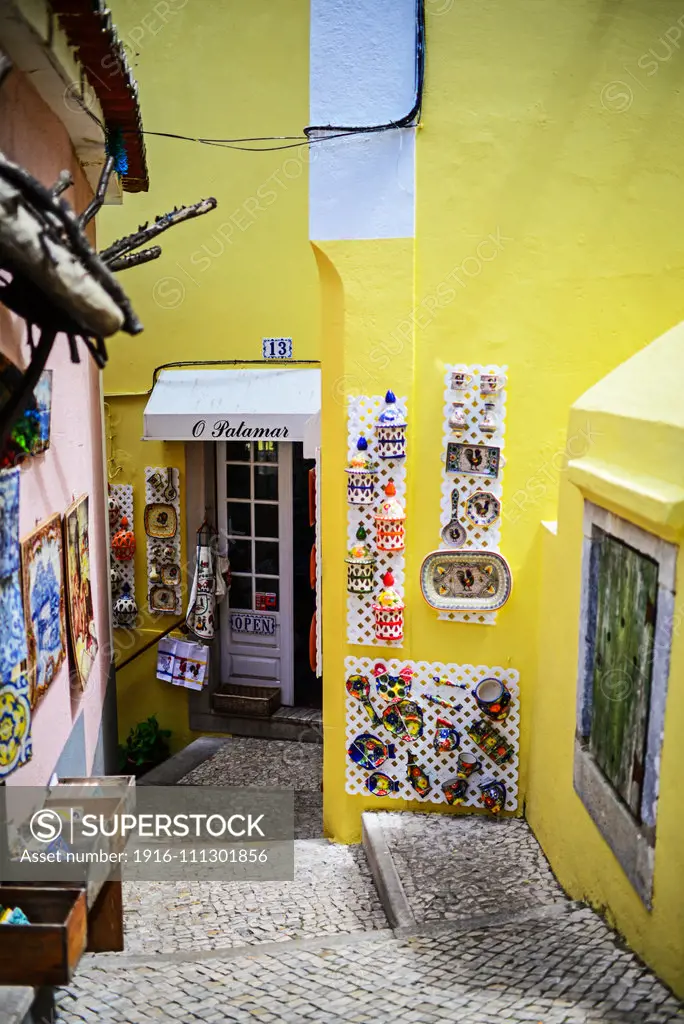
143,368,321,446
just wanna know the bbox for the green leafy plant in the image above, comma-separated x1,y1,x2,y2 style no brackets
118,715,171,776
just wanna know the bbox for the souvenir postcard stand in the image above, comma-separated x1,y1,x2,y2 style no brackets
345,656,519,810
346,395,407,646
109,484,135,622
440,364,508,624
145,467,181,614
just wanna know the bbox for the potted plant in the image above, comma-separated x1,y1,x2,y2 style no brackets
118,715,171,778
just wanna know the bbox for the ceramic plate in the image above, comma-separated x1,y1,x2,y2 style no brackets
446,442,500,478
441,517,467,547
149,585,176,612
420,549,512,612
144,503,177,539
464,490,501,527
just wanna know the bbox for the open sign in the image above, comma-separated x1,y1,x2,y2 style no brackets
230,613,276,636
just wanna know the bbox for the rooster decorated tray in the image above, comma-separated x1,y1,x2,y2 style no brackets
420,549,512,612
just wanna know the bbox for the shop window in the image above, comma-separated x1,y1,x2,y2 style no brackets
575,503,676,907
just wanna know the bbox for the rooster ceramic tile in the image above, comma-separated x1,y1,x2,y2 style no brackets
345,655,519,809
446,442,500,478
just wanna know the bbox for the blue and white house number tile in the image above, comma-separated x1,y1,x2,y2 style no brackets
262,337,293,359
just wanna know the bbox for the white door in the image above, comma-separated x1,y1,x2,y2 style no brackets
217,440,294,705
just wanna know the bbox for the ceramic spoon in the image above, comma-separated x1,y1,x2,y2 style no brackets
164,467,177,502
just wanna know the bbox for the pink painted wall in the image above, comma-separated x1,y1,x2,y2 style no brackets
0,65,113,785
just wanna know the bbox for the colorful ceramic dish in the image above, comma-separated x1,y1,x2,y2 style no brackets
346,674,382,728
382,699,424,742
149,585,176,612
419,549,512,612
464,490,501,527
441,517,467,548
161,563,181,586
347,733,396,770
366,772,400,797
144,502,178,539
446,442,500,478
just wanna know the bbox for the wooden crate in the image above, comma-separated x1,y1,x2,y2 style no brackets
212,683,281,718
0,887,87,986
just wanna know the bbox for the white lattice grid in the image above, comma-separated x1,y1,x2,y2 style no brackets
345,656,519,810
347,396,407,647
439,363,508,625
110,484,135,606
145,467,182,615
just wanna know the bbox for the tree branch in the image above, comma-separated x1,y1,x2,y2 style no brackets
80,156,115,228
108,246,162,272
100,197,217,264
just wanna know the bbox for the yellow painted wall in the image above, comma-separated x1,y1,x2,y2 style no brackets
527,323,684,998
319,0,684,842
100,0,318,750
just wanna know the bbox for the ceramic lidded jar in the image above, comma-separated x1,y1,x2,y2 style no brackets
346,437,378,505
373,480,406,552
375,390,407,460
113,583,138,628
111,515,136,562
372,570,404,642
345,525,376,593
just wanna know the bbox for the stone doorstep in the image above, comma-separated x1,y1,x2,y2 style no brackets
188,707,323,746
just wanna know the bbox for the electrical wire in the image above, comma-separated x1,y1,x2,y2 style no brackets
104,0,425,154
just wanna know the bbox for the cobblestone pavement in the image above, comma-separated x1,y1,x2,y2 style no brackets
56,904,683,1023
375,811,566,923
179,737,323,839
107,842,386,955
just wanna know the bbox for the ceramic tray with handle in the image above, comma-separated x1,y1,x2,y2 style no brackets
420,549,512,612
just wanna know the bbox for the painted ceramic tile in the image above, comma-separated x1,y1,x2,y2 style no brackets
31,370,53,455
21,514,67,707
446,442,500,478
0,356,49,468
0,671,32,780
0,467,20,578
0,571,28,678
64,495,98,690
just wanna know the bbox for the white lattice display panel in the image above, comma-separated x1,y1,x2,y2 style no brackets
110,484,134,620
439,364,508,625
345,656,519,810
347,395,407,647
145,467,182,615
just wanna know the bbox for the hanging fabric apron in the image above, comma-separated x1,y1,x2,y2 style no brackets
186,542,230,641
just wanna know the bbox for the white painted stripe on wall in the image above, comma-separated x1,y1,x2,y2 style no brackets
309,0,417,241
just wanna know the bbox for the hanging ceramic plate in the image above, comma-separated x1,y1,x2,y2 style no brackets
144,503,177,539
464,490,501,528
420,549,512,612
149,585,177,612
382,699,424,742
161,563,181,585
441,517,467,547
446,442,500,478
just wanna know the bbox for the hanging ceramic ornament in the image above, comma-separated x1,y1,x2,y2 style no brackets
433,717,461,753
448,402,467,436
372,662,413,701
345,525,376,593
407,751,432,797
375,390,407,459
442,777,468,805
110,562,124,594
424,693,463,714
381,698,423,742
432,674,467,690
347,733,396,770
466,718,514,765
372,570,404,642
111,515,136,562
366,772,401,797
107,492,121,532
346,437,378,505
346,674,382,728
472,677,512,721
113,583,138,628
373,480,406,552
478,775,507,814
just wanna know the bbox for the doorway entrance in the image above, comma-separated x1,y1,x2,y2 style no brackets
216,440,318,708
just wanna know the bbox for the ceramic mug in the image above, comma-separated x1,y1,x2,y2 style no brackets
148,471,164,490
442,778,468,805
479,373,506,394
456,751,483,779
450,371,473,391
473,677,512,721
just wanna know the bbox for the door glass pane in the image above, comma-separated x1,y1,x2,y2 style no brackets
255,541,279,576
254,465,278,500
255,442,278,463
227,538,252,573
226,501,251,537
229,575,253,610
225,442,251,462
254,504,279,539
226,465,251,499
255,578,279,611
